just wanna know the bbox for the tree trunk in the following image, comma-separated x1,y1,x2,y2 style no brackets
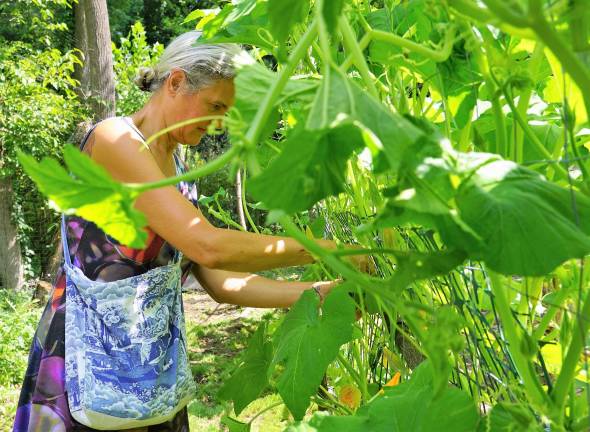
0,178,24,290
73,0,90,99
79,0,116,120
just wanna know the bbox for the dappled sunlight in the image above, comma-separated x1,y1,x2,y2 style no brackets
187,216,206,227
222,274,256,293
263,239,286,254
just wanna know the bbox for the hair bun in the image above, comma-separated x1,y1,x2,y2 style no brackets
134,67,156,92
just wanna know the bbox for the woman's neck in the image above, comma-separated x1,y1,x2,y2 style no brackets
130,96,178,158
129,96,178,176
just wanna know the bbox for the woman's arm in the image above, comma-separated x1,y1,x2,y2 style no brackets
191,264,336,308
88,119,337,272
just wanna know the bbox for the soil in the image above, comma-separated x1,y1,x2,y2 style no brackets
181,274,269,324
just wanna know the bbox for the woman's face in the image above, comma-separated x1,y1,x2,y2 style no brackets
166,75,235,146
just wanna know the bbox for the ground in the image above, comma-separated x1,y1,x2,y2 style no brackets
182,275,288,431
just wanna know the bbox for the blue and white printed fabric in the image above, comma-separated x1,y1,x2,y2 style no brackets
62,217,196,430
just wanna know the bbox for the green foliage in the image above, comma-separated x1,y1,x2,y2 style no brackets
249,124,363,214
0,43,82,177
195,0,274,51
0,42,85,278
220,288,356,420
0,0,71,49
18,146,147,248
455,160,590,275
112,21,163,116
268,0,309,47
272,288,356,420
142,0,215,45
290,361,479,431
231,58,317,139
0,290,42,386
218,322,273,415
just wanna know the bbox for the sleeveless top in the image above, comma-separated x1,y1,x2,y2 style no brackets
13,117,198,431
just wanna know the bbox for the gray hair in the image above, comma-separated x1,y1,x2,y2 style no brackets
134,31,240,93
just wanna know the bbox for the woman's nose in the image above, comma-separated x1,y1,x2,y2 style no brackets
212,118,223,130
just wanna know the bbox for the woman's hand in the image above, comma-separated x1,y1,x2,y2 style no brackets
192,265,341,309
311,280,340,305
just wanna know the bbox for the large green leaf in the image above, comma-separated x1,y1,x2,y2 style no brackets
218,322,273,415
321,0,345,36
272,287,356,420
351,84,426,173
248,123,363,213
388,249,468,292
198,0,275,50
233,59,317,139
488,402,538,432
456,159,590,275
288,361,479,431
268,0,310,46
305,66,426,173
18,146,147,248
306,66,356,130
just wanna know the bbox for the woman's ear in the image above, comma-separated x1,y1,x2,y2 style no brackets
166,69,185,95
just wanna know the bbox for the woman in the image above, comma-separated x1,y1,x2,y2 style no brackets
14,32,358,431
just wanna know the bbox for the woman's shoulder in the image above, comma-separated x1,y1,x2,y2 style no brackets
91,117,143,148
87,117,162,184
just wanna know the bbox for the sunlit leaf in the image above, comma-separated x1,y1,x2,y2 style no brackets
272,287,356,420
456,159,590,275
488,402,538,432
249,123,363,213
17,147,147,248
268,0,310,45
198,0,274,50
321,0,345,36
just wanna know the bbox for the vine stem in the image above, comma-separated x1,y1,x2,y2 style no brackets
526,7,590,122
128,145,239,193
552,259,590,417
514,43,545,164
481,0,590,119
465,22,507,156
279,215,374,289
143,115,225,146
369,24,457,63
240,170,260,233
247,401,283,425
341,33,372,71
500,84,569,178
339,16,379,98
447,0,536,39
487,271,555,415
480,0,528,27
244,20,319,167
351,340,369,402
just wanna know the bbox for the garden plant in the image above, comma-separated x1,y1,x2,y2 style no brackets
17,0,590,430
